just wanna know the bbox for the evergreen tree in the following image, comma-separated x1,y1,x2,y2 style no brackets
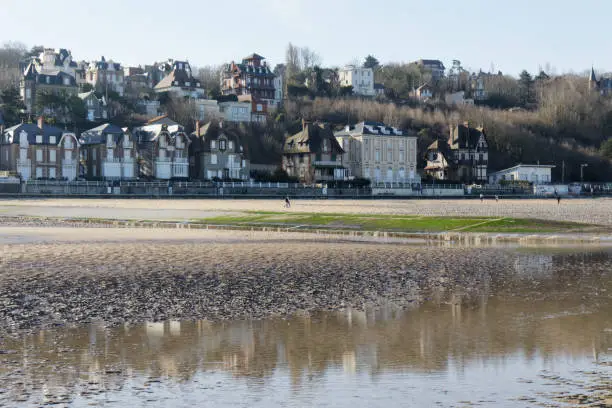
518,70,534,107
0,86,26,125
363,55,380,70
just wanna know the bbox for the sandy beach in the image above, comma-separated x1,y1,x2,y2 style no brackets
0,197,610,225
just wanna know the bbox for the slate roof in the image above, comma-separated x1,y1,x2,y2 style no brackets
416,59,445,70
80,123,126,145
154,61,201,90
243,53,265,61
284,122,344,154
334,121,405,137
3,123,66,145
23,62,77,86
132,117,186,143
93,57,122,71
190,122,243,154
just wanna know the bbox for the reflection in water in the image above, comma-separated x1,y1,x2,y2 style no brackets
1,249,611,407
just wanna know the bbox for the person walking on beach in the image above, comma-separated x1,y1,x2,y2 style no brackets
480,193,484,202
284,196,291,208
557,195,561,205
495,195,499,202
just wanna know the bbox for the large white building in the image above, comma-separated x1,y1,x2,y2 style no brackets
338,66,375,96
335,121,419,184
489,164,555,184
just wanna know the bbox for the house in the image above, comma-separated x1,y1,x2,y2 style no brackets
154,61,205,99
425,122,489,183
78,91,108,122
189,121,249,180
135,99,161,119
20,48,78,115
220,53,278,117
589,68,612,96
0,117,79,180
85,57,124,96
413,83,433,101
123,67,151,98
413,59,445,81
338,66,375,96
194,99,222,122
488,164,554,185
80,123,137,180
218,101,252,123
282,121,346,184
131,116,190,179
374,83,385,97
445,91,474,106
334,121,419,184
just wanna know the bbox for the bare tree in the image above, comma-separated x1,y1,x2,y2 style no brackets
300,46,321,70
0,41,27,90
196,65,222,97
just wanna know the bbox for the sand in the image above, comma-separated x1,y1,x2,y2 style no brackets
0,197,610,225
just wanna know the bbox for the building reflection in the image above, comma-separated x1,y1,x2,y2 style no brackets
0,250,610,404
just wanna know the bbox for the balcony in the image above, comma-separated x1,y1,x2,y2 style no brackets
313,160,342,167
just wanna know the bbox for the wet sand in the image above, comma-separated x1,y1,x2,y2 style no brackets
0,197,610,225
0,226,529,332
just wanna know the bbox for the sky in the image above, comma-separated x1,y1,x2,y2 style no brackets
0,0,609,76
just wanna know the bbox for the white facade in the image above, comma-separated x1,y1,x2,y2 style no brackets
273,75,283,104
489,164,555,184
335,122,419,184
219,102,251,123
338,66,375,96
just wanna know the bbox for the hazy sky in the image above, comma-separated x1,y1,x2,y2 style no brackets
0,0,607,76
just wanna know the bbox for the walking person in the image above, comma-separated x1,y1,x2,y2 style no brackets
284,196,291,209
557,195,561,205
495,195,499,202
480,193,484,202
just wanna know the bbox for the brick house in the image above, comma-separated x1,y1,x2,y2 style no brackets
0,117,79,180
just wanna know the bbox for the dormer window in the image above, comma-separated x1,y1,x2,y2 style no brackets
219,139,227,151
211,140,216,149
49,136,56,144
36,135,43,144
228,141,234,150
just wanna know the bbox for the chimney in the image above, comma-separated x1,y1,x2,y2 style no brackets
302,118,310,130
195,120,200,136
37,116,44,130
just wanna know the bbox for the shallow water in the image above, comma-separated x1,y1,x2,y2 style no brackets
1,248,611,407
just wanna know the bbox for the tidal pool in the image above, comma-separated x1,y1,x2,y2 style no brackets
0,248,611,407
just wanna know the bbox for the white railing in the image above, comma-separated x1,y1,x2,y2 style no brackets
157,157,171,162
174,157,188,163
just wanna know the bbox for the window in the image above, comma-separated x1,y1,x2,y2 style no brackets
49,168,56,179
36,167,43,178
36,135,43,144
399,150,405,162
219,140,227,150
46,76,50,84
63,77,70,86
211,154,217,165
107,149,113,159
36,149,43,162
65,150,71,161
211,140,216,149
387,148,392,162
49,136,56,144
93,149,97,160
49,150,56,162
228,141,234,150
241,160,246,168
256,104,263,112
375,149,380,162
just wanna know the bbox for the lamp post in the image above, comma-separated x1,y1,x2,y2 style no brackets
580,163,588,184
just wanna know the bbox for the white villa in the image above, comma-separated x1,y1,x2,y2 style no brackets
338,66,375,96
80,124,136,180
334,121,419,184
